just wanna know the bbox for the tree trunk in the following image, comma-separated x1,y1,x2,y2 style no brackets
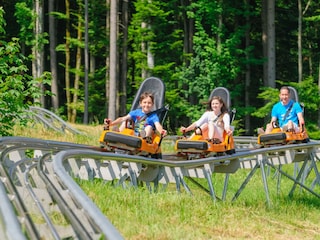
217,0,222,54
244,0,251,135
298,0,302,83
84,0,89,124
49,0,59,111
318,61,320,126
141,21,147,79
262,0,268,87
108,0,117,120
105,0,110,118
70,6,83,123
65,0,71,121
181,0,193,65
33,0,45,106
119,0,128,116
180,0,194,128
267,0,275,88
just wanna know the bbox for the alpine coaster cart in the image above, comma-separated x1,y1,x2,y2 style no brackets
175,87,236,160
257,86,309,147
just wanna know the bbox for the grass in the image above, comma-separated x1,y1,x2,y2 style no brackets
12,122,320,240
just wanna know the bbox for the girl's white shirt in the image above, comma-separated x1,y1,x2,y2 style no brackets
195,111,230,130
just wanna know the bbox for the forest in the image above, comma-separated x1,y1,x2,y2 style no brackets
0,0,319,137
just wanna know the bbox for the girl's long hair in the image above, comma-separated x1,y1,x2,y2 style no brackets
206,96,228,113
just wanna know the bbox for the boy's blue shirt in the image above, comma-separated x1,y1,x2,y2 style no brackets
129,108,159,133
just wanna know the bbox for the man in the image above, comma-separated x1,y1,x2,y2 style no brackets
261,86,305,134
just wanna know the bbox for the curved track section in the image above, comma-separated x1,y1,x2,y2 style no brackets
0,137,123,240
28,106,85,135
0,136,319,239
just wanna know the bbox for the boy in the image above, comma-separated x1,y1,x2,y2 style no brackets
104,92,167,142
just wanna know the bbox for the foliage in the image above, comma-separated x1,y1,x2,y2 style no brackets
1,1,320,135
128,0,180,85
14,1,34,47
251,87,279,119
173,0,250,126
0,7,51,136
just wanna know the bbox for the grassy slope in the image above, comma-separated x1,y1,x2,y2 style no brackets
13,123,320,240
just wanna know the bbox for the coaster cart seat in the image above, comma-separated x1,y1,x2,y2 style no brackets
257,86,310,147
257,121,309,146
99,77,168,158
175,87,236,159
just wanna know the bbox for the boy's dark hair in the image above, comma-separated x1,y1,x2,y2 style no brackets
139,92,154,104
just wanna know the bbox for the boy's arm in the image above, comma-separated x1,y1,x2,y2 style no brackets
154,122,167,136
111,114,131,126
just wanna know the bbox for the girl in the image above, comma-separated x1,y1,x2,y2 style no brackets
180,96,232,143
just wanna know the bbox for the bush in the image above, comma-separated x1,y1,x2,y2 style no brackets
0,7,50,136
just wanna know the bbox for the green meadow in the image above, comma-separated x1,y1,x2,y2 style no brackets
14,123,320,240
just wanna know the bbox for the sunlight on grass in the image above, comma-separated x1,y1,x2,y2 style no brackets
11,122,320,239
78,178,320,240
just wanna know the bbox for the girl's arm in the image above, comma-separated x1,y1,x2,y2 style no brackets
223,114,233,136
181,111,209,133
180,122,197,133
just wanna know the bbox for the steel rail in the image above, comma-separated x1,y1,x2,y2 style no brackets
24,161,61,240
52,141,320,202
0,136,319,239
0,138,123,240
0,170,27,240
37,154,98,239
28,106,85,135
0,159,40,240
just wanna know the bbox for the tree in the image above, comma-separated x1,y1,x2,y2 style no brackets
0,7,51,136
119,0,129,116
33,0,45,106
49,0,59,111
65,0,71,120
266,0,275,88
70,0,84,123
108,0,117,120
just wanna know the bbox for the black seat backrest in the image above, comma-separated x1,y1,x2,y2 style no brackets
288,86,299,102
209,87,235,123
130,77,167,123
287,86,304,114
209,87,230,109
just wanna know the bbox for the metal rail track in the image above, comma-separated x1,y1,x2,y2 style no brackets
0,137,123,240
28,106,85,135
0,136,319,239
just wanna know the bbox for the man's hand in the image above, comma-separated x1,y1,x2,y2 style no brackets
299,124,305,133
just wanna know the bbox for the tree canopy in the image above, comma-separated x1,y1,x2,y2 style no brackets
0,0,319,137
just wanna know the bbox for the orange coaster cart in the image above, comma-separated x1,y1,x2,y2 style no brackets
257,86,309,147
99,77,168,159
175,87,236,159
